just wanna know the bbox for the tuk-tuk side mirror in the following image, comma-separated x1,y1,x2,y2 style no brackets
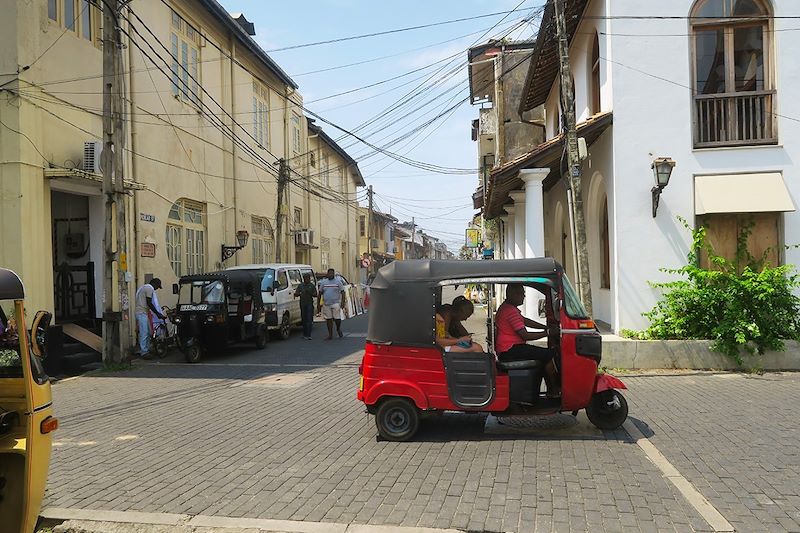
172,283,179,295
30,310,52,359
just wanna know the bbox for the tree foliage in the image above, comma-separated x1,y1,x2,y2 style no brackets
637,218,800,363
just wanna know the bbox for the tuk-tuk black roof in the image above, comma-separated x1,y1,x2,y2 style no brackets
367,259,563,346
0,268,24,300
179,270,265,305
371,258,562,288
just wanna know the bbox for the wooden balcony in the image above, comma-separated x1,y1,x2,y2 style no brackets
694,90,777,148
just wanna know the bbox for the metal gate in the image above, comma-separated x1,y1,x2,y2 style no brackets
54,262,96,322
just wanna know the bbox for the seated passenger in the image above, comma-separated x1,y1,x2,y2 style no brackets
447,296,474,339
495,284,560,397
436,305,484,353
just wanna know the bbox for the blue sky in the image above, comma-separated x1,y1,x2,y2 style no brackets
219,0,542,251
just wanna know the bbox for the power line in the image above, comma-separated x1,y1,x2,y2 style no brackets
264,8,538,53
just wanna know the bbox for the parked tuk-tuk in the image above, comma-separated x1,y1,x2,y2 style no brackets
357,259,628,441
174,270,268,363
0,268,58,532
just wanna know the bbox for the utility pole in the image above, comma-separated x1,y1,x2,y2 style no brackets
554,0,593,315
367,185,374,270
275,158,288,262
102,0,127,364
410,217,416,260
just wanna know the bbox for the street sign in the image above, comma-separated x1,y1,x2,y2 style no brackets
465,228,481,249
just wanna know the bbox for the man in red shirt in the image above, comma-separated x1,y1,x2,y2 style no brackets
495,284,560,396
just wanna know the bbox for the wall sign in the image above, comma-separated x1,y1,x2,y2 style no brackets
140,213,156,222
140,243,156,258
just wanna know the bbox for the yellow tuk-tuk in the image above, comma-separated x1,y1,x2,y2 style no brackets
0,268,58,533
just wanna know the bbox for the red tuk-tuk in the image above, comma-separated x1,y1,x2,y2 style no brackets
357,259,627,441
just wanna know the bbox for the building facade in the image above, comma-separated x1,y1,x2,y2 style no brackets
0,0,363,347
481,0,798,332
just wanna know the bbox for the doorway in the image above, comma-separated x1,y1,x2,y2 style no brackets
51,191,103,323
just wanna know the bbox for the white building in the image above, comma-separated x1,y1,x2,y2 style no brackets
482,0,798,332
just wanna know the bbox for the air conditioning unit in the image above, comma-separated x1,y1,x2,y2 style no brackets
295,229,314,246
369,238,379,250
83,140,103,174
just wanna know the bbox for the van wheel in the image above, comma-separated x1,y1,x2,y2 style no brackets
255,326,268,349
184,344,201,364
279,314,292,340
375,398,419,442
586,389,628,430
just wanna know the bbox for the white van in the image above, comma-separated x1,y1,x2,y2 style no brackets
226,263,314,339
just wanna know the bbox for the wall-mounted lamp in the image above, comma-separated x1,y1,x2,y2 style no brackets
651,157,676,218
221,230,250,262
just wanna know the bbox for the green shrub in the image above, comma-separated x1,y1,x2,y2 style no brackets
641,218,800,364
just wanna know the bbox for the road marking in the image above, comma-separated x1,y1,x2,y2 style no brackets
623,419,734,532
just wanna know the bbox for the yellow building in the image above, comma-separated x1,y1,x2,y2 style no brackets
303,120,364,282
0,1,362,348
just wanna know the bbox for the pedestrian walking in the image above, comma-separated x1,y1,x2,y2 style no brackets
134,278,165,358
295,273,318,340
317,268,346,340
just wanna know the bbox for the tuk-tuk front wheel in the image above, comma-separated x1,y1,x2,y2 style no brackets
586,389,628,430
184,344,202,364
375,397,419,442
255,326,268,349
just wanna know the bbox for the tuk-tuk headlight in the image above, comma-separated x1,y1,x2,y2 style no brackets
173,316,182,323
264,303,277,313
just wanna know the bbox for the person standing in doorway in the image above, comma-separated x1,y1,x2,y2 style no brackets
295,273,317,340
134,278,165,358
317,268,346,340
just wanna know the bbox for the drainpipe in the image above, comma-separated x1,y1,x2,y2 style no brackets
284,85,291,260
230,35,239,264
126,17,141,289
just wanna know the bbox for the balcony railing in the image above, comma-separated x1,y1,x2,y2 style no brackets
694,90,777,148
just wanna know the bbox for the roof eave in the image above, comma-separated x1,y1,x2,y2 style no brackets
198,0,299,90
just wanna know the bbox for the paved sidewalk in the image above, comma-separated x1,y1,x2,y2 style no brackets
41,312,800,532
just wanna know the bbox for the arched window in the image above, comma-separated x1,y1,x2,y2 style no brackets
251,216,274,264
590,32,601,115
691,0,775,147
166,199,206,276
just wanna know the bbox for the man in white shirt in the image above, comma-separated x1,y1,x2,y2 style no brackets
317,269,346,340
134,278,165,357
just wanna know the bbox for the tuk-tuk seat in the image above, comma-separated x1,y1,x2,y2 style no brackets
496,358,543,371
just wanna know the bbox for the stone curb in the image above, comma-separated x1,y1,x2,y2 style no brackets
41,509,466,533
602,339,800,370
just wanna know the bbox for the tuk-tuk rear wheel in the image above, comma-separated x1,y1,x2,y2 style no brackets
586,389,628,430
375,398,419,442
184,344,202,364
255,327,268,349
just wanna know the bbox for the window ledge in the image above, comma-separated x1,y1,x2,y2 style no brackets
693,143,783,153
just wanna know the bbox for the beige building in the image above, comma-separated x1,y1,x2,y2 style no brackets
303,120,364,282
0,1,363,347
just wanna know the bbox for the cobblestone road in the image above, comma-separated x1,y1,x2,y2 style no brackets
43,313,800,532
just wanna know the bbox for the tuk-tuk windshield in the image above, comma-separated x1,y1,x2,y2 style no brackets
0,304,22,377
180,280,225,305
563,274,589,319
